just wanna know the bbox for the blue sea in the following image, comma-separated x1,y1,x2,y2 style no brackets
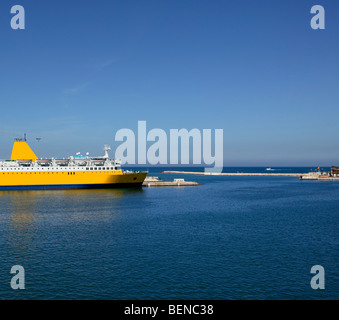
0,167,338,300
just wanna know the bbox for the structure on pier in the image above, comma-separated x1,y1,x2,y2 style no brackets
331,166,339,176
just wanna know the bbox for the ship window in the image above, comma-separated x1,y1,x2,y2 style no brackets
86,168,89,170
95,168,97,170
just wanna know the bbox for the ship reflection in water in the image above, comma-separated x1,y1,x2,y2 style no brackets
0,188,144,266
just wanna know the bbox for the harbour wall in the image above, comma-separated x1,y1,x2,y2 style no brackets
163,171,303,177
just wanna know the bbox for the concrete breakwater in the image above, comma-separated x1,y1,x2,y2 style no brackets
300,172,339,180
142,176,199,187
162,171,303,177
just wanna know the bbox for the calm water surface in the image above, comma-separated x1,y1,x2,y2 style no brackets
0,168,338,299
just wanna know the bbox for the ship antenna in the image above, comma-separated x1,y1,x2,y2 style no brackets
24,133,27,141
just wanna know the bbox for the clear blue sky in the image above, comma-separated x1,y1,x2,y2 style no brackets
0,0,338,166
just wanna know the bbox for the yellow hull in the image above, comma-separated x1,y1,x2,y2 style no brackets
0,170,148,189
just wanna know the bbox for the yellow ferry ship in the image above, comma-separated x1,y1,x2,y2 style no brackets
0,138,147,190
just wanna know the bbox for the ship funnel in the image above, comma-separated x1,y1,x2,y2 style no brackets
11,139,38,161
